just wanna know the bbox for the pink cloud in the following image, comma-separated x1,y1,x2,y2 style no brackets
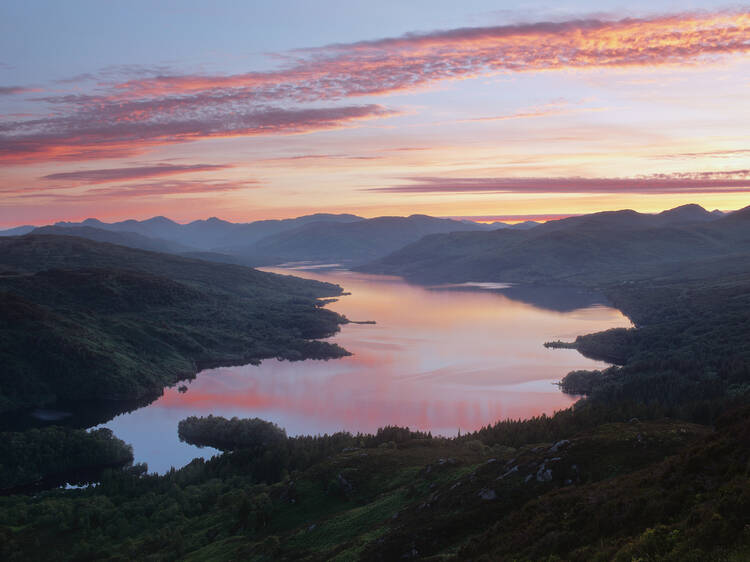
112,12,750,101
41,163,229,184
369,171,750,195
0,104,395,163
4,179,258,201
0,86,37,96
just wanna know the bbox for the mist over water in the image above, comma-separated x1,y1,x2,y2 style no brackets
101,268,630,473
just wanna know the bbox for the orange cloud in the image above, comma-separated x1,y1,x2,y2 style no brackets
113,11,750,100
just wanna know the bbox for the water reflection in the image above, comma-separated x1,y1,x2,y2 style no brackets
101,268,630,472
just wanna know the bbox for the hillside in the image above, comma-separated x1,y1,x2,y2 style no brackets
0,225,35,237
31,225,193,254
0,235,348,414
1,405,747,560
359,205,747,285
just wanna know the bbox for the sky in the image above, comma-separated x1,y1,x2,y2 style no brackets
1,0,749,227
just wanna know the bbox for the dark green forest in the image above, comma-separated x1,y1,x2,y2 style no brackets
0,235,348,414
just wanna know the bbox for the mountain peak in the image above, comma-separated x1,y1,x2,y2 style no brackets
144,216,177,225
659,203,709,216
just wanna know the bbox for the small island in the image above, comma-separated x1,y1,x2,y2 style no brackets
543,340,578,349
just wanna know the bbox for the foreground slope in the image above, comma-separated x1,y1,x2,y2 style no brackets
0,235,347,413
1,406,747,561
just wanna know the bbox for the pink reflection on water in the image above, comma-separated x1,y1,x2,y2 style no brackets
152,269,630,436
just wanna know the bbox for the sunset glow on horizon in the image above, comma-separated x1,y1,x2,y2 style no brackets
2,1,750,227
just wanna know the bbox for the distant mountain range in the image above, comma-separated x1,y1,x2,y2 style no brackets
0,213,529,267
47,213,363,250
0,205,736,273
223,214,500,265
357,204,746,285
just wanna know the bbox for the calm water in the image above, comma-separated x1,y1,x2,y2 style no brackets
98,268,630,472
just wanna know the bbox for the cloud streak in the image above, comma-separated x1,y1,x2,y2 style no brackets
0,104,394,163
369,171,750,195
0,86,36,96
89,179,258,198
3,178,258,201
41,163,229,184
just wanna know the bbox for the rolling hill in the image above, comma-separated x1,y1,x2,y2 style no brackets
31,225,193,254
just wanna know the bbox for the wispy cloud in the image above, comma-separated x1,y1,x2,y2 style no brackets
656,148,750,160
113,11,750,101
41,163,229,184
462,100,607,123
369,171,750,195
3,178,258,201
0,86,37,96
0,104,395,163
90,179,258,198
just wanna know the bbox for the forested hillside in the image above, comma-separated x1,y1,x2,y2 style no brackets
0,235,348,413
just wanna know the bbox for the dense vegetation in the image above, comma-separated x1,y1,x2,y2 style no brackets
0,234,348,413
557,266,750,421
1,406,747,560
179,416,288,452
0,427,133,493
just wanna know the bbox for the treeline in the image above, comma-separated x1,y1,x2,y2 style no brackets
179,416,287,451
0,427,133,492
178,415,433,483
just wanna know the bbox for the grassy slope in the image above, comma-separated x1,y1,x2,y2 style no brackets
0,235,348,412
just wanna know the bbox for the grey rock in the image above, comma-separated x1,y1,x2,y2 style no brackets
478,488,497,500
549,439,570,453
